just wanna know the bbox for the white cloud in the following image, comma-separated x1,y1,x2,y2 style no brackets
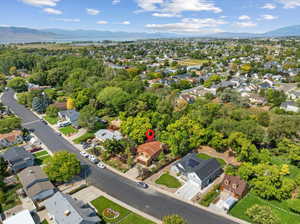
120,21,131,25
97,20,108,24
137,0,222,14
152,12,180,17
56,18,80,22
21,0,60,7
261,14,278,20
86,8,100,15
146,17,226,33
277,0,300,8
238,15,251,20
236,21,257,27
261,3,276,9
43,7,62,14
112,0,120,5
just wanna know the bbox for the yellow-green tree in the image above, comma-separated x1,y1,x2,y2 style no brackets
67,97,75,110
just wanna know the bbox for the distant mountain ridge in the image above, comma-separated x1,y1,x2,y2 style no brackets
1,25,300,43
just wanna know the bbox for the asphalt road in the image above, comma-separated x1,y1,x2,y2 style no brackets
1,89,237,224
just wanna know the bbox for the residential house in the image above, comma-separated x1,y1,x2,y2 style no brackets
280,101,300,113
171,153,222,189
94,129,123,142
288,90,300,100
3,210,36,224
18,166,55,201
137,141,164,166
0,130,23,149
220,175,248,199
214,175,248,212
2,146,35,173
51,102,68,111
44,192,101,224
58,110,80,128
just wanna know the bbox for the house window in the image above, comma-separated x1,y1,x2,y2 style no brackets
232,184,238,189
224,180,229,185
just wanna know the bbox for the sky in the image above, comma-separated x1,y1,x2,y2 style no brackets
1,0,300,34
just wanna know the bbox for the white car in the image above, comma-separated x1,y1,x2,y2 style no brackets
80,151,89,158
97,162,106,169
89,155,96,160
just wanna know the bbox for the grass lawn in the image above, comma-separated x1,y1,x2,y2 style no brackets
35,155,51,165
59,125,78,136
119,213,155,224
0,184,22,212
91,196,155,224
229,193,300,224
44,115,58,125
73,131,95,144
155,172,182,188
33,150,49,158
271,156,300,179
196,153,226,167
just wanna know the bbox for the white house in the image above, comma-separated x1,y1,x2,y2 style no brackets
94,129,123,142
3,210,35,224
280,101,300,113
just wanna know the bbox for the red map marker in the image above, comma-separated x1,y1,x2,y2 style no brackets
145,129,155,141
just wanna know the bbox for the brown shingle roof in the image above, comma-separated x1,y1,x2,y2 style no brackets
0,130,22,143
137,141,162,158
221,174,248,197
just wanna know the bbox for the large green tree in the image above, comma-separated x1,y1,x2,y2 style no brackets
43,151,81,182
7,77,27,92
162,215,187,224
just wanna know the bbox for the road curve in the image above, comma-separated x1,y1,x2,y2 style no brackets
1,89,238,224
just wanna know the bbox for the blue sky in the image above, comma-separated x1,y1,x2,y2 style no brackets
1,0,300,33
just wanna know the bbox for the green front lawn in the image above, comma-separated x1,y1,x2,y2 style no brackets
73,131,95,144
196,153,226,167
33,150,49,158
229,193,300,224
91,196,155,224
155,172,182,188
119,213,155,224
59,125,78,135
44,115,58,125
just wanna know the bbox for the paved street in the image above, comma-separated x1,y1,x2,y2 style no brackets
1,89,238,224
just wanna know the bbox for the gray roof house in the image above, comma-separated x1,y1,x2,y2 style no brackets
2,146,34,173
44,192,101,224
171,153,222,189
18,166,55,201
94,129,123,142
280,101,300,113
58,110,80,128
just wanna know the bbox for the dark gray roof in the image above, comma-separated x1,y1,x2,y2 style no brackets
44,192,101,224
2,146,34,165
174,153,221,180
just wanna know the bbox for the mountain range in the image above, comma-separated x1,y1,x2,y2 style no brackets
1,25,300,43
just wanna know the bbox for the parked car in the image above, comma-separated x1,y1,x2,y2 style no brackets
80,151,89,158
82,143,90,150
90,157,100,164
58,121,71,128
97,162,106,169
29,147,42,153
136,182,148,189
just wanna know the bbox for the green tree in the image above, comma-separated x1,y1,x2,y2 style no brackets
78,105,100,131
97,87,130,113
0,116,22,133
7,77,27,92
43,151,81,182
246,205,279,224
121,115,152,144
46,105,59,118
162,215,187,224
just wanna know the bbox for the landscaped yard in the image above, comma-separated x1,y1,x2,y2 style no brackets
44,115,58,125
229,193,300,224
73,131,95,144
59,125,78,136
33,150,51,165
155,172,182,188
196,153,226,167
91,196,155,224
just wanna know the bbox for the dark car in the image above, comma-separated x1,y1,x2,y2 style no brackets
136,182,148,189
